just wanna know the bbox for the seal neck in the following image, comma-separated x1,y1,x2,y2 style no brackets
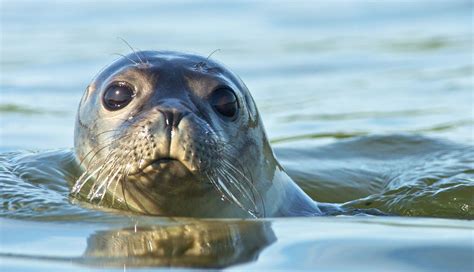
260,166,322,217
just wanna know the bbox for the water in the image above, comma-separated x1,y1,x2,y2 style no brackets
1,0,473,270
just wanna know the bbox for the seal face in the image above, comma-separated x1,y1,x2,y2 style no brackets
73,51,321,218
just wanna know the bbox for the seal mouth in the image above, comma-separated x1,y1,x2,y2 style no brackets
150,158,176,166
126,157,176,175
140,157,178,171
132,157,192,179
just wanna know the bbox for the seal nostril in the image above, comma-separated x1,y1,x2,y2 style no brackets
163,111,174,127
160,110,186,128
174,112,188,127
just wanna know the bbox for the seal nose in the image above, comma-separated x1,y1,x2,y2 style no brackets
154,99,190,128
160,109,186,128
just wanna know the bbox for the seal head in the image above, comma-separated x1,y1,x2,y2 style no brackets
73,51,321,218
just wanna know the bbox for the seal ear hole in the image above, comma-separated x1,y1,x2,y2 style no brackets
210,87,239,120
102,82,135,111
82,85,91,102
79,85,91,110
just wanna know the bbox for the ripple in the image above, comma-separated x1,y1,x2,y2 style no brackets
0,103,66,115
271,131,366,143
380,36,469,53
279,108,446,122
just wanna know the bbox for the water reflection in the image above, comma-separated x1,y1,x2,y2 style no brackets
81,220,276,268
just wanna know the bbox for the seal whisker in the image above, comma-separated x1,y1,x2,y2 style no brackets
95,129,122,137
100,162,127,204
79,113,135,134
134,46,150,65
112,126,152,212
89,153,121,202
95,115,134,122
219,143,259,189
78,133,131,168
87,161,113,200
75,148,119,192
129,182,158,214
109,160,131,207
78,141,115,169
79,130,135,169
120,167,132,212
127,147,158,213
215,173,246,211
120,149,155,214
85,147,126,201
205,172,233,203
216,146,265,216
106,165,125,205
217,164,257,208
91,141,136,202
112,53,138,66
122,179,151,214
206,49,221,60
117,37,145,65
72,163,107,195
220,157,259,200
214,167,258,217
96,155,126,203
218,166,259,217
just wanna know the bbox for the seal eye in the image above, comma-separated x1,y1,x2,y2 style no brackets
211,87,239,119
103,83,134,111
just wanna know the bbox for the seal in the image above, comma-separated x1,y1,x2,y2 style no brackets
72,50,323,218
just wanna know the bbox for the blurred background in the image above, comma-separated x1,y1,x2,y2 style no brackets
0,0,472,150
